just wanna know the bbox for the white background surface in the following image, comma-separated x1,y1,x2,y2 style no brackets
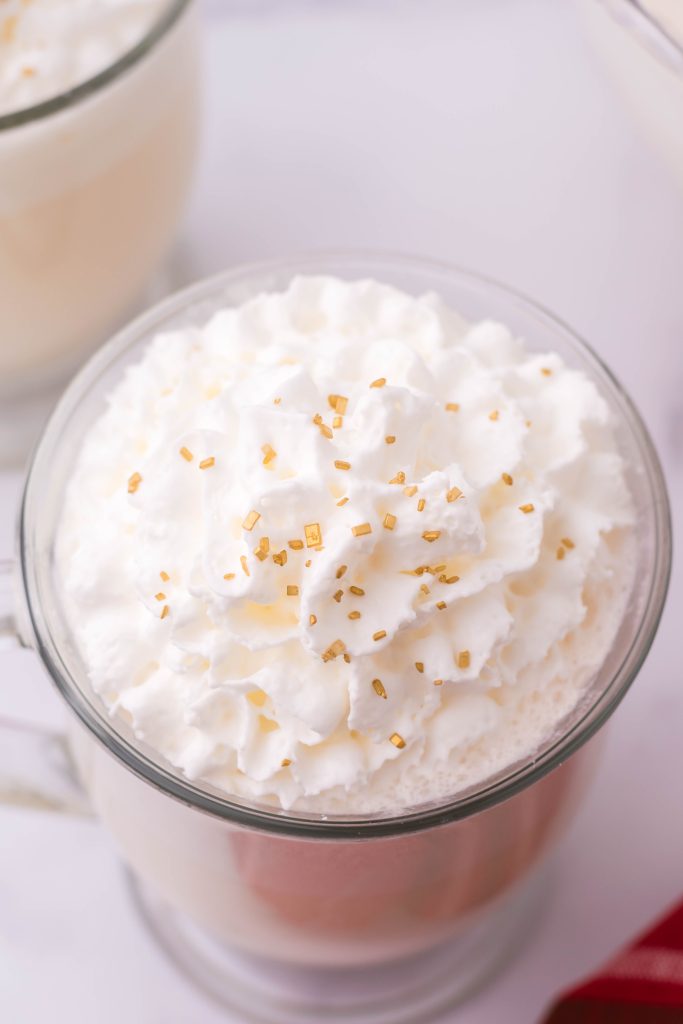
1,1,682,1022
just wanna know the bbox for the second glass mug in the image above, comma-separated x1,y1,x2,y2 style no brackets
0,0,200,462
0,255,671,1024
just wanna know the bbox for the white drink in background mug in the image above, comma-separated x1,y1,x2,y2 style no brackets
0,0,200,461
0,256,671,1024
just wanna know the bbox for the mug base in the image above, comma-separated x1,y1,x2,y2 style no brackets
126,864,548,1023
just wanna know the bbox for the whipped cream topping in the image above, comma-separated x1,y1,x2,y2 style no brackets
0,0,168,116
56,276,635,813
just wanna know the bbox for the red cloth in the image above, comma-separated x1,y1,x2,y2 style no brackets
543,900,683,1022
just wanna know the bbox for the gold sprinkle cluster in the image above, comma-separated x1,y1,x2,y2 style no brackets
328,394,348,414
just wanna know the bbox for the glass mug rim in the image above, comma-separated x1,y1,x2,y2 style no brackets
18,251,672,839
595,0,683,74
0,0,192,132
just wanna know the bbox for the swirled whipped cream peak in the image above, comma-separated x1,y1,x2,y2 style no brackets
57,276,636,813
0,0,168,116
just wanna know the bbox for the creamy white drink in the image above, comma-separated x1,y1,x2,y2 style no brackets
0,0,198,393
57,277,635,817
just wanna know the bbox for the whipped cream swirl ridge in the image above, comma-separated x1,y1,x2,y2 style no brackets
57,276,635,813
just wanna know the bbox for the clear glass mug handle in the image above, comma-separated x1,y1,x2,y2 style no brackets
0,558,92,817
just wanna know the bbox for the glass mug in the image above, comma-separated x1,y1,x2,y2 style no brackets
579,0,683,189
0,255,671,1023
0,0,200,463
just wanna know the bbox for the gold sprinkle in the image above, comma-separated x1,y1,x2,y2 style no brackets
155,592,166,602
309,614,317,626
457,650,471,669
160,571,170,582
422,531,441,543
336,565,348,579
240,555,250,576
243,510,261,531
333,590,344,603
373,630,387,642
160,605,170,620
415,662,424,673
428,565,446,574
372,678,387,699
288,539,304,550
390,733,405,749
445,402,460,413
417,498,426,512
304,523,322,548
348,610,361,620
281,758,292,768
446,486,462,503
320,423,333,439
322,639,346,662
389,471,406,485
436,601,447,610
337,497,349,507
179,447,193,462
343,653,351,663
526,419,533,428
305,559,312,567
334,460,351,471
352,523,372,537
287,585,299,596
385,435,396,445
1,16,18,44
254,537,270,561
21,65,36,78
403,485,418,497
420,584,430,596
557,546,565,561
489,410,500,422
223,573,235,580
439,574,460,585
333,416,343,429
562,537,575,549
273,397,282,405
519,503,535,514
272,550,287,567
502,473,513,486
328,394,348,414
199,457,215,470
433,678,444,686
383,513,397,531
261,444,277,465
349,586,365,596
541,367,553,376
370,377,387,388
127,472,142,494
